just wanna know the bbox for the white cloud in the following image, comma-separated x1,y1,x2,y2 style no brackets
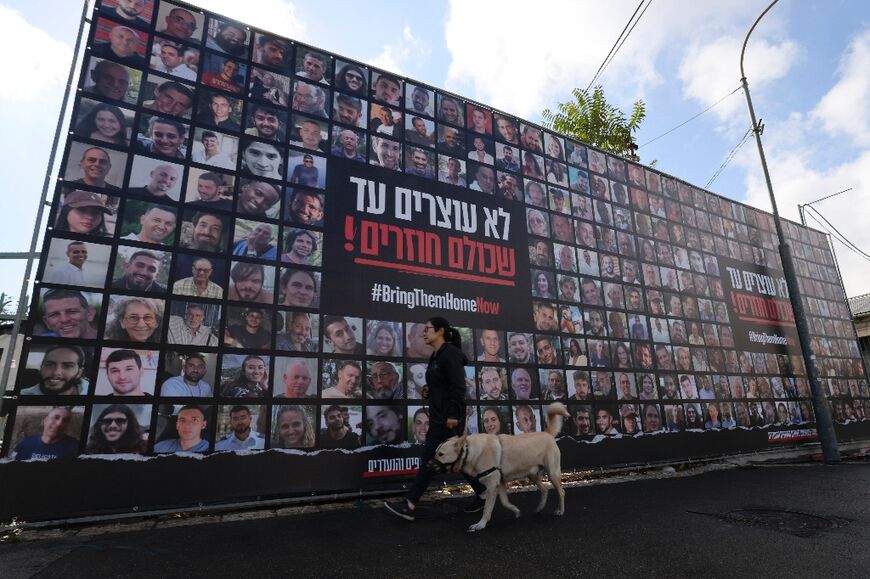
442,0,767,120
185,0,306,40
811,29,870,147
678,36,799,122
0,6,72,102
368,26,429,76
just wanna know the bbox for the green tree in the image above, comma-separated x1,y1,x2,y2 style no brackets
542,85,646,159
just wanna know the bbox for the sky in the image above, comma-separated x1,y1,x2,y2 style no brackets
0,0,869,314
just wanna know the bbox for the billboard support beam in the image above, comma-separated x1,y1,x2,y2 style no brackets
739,0,840,464
0,0,91,406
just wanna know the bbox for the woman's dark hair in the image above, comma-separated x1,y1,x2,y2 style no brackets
86,404,145,454
75,102,128,145
54,204,109,237
427,316,461,348
336,63,367,95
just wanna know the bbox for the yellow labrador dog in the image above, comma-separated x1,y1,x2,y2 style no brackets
433,402,569,532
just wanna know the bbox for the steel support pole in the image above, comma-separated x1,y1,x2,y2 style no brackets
739,0,839,463
0,1,92,410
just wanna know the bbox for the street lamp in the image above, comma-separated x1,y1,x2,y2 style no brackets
740,0,839,463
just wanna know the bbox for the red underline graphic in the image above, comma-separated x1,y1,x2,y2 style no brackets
362,468,417,478
737,315,796,327
353,258,516,286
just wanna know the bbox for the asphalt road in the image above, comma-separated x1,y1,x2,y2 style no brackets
2,461,868,578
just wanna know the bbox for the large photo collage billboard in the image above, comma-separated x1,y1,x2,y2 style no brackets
1,0,868,515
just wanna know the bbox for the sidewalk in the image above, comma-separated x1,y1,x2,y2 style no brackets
1,453,867,578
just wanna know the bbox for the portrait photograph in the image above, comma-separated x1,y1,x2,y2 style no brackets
141,74,195,119
253,32,291,69
155,2,204,43
366,360,404,400
93,347,159,396
272,404,318,449
370,71,402,107
405,115,435,148
244,104,287,143
127,155,184,201
136,114,189,160
277,267,320,309
165,300,221,347
240,139,285,181
42,237,111,289
19,344,94,397
287,150,327,188
362,320,403,358
103,294,165,344
190,128,238,170
152,404,212,454
73,97,135,147
220,354,271,398
479,405,511,435
272,356,317,398
295,47,333,85
99,0,155,29
565,140,587,168
332,93,367,129
466,104,492,136
34,288,102,339
407,406,430,445
83,56,141,105
335,60,369,96
6,405,85,460
214,404,267,451
85,403,151,455
232,219,279,262
159,351,218,398
289,114,329,153
184,167,235,208
330,126,367,162
110,244,172,294
149,37,199,82
170,253,226,299
369,136,402,172
292,79,331,118
206,17,251,58
63,140,128,191
200,51,247,94
249,66,291,107
273,311,318,354
370,103,404,139
436,94,464,126
364,404,405,445
405,83,434,117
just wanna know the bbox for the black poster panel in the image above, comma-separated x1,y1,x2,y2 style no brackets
321,158,530,330
719,256,798,353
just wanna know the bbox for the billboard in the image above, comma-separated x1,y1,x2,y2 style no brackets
1,0,868,520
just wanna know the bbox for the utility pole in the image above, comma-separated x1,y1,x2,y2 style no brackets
740,0,839,463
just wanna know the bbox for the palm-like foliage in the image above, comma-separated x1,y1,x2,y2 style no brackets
542,85,646,158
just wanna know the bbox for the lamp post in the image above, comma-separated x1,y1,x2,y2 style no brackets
740,0,839,463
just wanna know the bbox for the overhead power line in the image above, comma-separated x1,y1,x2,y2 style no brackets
805,205,870,262
638,85,743,148
804,212,870,264
584,0,653,93
705,128,752,188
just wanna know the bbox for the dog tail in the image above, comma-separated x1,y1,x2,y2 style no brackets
545,402,570,436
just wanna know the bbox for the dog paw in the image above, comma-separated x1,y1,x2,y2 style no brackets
553,509,564,517
467,523,485,533
512,509,521,519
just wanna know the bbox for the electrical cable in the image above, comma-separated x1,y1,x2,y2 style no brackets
638,86,743,148
704,128,752,188
805,205,870,261
584,0,651,93
804,211,870,264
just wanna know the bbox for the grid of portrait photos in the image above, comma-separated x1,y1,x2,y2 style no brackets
4,0,868,462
